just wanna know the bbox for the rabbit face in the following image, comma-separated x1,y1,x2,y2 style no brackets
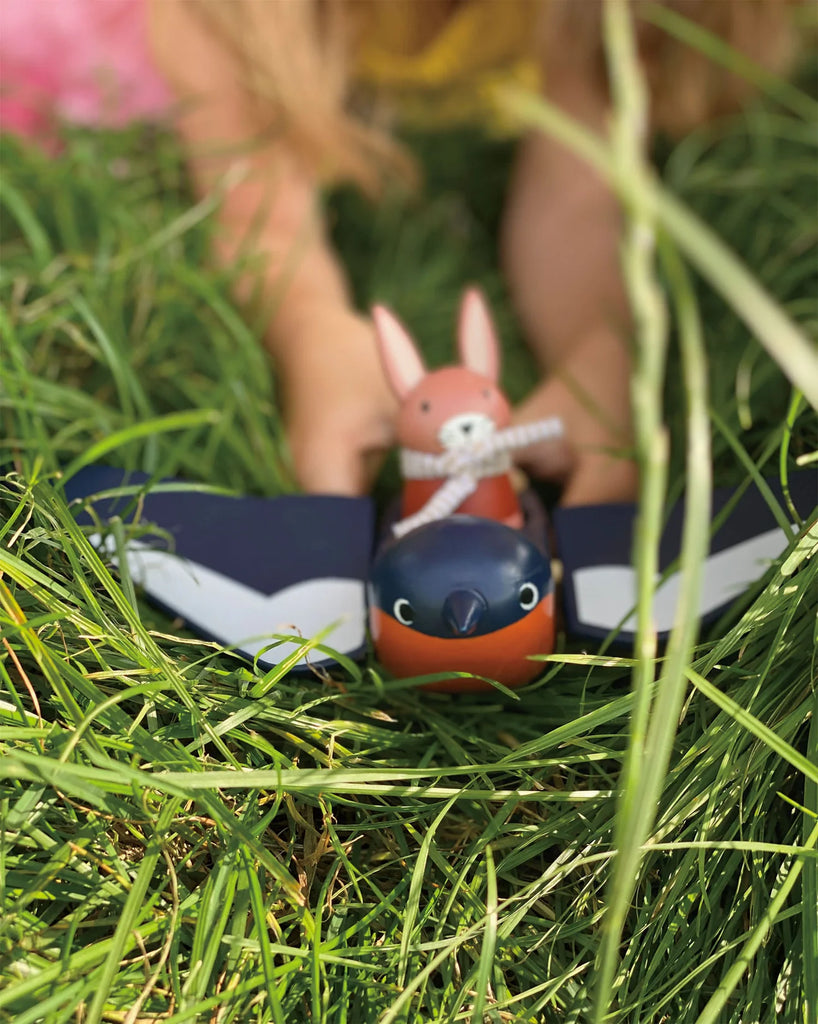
373,288,512,455
396,366,511,453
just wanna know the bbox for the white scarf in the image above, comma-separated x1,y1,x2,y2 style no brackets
393,417,563,537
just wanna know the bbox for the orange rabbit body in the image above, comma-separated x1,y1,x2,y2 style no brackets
402,473,520,526
373,289,526,530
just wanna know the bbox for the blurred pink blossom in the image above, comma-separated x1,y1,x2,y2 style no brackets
0,0,170,138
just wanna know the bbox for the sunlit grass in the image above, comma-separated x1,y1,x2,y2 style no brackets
1,4,816,1021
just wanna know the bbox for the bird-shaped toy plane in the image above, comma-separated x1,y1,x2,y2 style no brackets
64,289,816,693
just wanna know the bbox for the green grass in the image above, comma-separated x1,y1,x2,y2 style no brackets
1,7,817,1021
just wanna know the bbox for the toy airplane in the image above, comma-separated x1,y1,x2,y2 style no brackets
64,462,816,687
64,290,816,691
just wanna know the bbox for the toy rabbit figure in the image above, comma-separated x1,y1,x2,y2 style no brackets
372,289,563,536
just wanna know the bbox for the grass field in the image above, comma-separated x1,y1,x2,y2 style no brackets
1,7,817,1022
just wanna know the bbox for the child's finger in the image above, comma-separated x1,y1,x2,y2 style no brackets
291,439,362,495
289,432,385,497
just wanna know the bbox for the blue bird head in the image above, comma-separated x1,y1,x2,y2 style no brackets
370,516,552,638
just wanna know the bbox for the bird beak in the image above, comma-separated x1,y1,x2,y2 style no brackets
443,589,487,637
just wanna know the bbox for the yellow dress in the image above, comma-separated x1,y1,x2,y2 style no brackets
353,0,543,133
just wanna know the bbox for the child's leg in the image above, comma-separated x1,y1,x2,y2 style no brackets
501,75,638,506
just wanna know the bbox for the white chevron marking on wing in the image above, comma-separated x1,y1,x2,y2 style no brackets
573,526,793,634
89,534,366,667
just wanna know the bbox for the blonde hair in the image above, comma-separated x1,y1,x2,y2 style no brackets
158,0,415,194
155,0,800,193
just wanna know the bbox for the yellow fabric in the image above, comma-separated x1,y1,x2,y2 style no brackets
353,0,543,132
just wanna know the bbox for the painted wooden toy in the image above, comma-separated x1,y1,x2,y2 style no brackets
62,287,816,692
368,289,564,689
372,289,562,537
64,464,816,690
368,508,555,692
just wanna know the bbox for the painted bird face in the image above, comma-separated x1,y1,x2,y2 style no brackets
369,516,555,692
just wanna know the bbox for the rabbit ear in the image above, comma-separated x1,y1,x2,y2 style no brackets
457,288,500,383
372,305,427,399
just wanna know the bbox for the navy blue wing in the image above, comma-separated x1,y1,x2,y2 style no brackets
555,471,817,642
65,466,375,669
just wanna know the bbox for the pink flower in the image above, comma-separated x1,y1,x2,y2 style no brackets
0,0,170,138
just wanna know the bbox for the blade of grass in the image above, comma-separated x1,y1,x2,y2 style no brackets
591,5,717,1018
695,819,818,1024
0,749,609,802
241,847,287,1024
685,666,818,786
83,798,181,1024
592,3,669,1016
804,677,818,1022
0,174,53,267
779,390,807,527
470,844,498,1024
60,408,221,482
398,796,458,987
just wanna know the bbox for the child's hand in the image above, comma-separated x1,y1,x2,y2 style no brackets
511,324,638,507
274,304,398,495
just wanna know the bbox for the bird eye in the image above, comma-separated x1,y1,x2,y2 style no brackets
420,400,431,413
519,583,539,611
393,598,415,625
